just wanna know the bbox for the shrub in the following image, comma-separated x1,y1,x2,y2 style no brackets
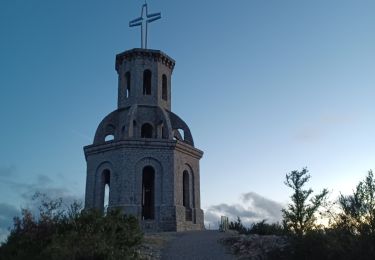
337,170,375,236
226,169,375,260
248,220,285,236
0,193,143,260
278,170,375,260
282,168,328,236
229,217,284,236
228,216,247,234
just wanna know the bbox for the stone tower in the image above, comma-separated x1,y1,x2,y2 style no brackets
83,48,204,231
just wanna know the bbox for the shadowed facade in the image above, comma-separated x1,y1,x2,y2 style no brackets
84,48,204,231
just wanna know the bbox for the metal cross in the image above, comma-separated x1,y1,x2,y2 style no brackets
129,3,161,49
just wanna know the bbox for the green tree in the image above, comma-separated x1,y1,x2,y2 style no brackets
249,220,284,236
0,193,143,260
338,170,375,236
228,216,246,233
282,168,328,236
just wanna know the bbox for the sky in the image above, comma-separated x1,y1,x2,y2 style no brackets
0,0,374,238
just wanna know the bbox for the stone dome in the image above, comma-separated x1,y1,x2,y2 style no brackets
93,105,194,146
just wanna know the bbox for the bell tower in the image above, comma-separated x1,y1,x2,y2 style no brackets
83,3,204,231
116,49,174,111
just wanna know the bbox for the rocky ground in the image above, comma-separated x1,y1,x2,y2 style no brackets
220,233,290,259
138,230,235,260
161,230,235,260
138,232,179,260
138,231,289,259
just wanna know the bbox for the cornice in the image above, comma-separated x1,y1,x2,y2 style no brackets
84,139,203,160
115,48,175,71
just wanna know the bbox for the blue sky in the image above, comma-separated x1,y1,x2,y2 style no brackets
0,0,374,236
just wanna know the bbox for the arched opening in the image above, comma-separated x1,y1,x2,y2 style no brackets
125,71,131,98
173,129,184,141
191,172,196,223
141,123,153,138
143,70,152,95
103,125,116,143
183,171,190,207
105,135,114,142
104,185,109,213
102,169,110,213
142,166,155,220
178,129,184,141
132,120,137,138
183,170,192,221
162,74,167,101
161,125,167,139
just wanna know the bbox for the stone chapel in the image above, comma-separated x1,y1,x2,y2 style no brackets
83,6,204,232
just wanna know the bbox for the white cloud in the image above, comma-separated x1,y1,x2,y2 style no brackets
204,191,284,229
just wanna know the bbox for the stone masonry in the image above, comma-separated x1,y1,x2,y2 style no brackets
84,48,204,231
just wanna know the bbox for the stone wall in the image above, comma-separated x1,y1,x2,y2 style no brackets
84,139,204,231
84,48,204,232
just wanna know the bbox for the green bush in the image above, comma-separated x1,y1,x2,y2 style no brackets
229,217,284,236
225,170,375,260
337,170,375,236
0,193,143,260
282,168,328,236
277,170,375,260
248,220,285,236
228,216,247,234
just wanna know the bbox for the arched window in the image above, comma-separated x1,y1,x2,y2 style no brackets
173,129,184,141
142,166,155,220
162,74,167,101
141,123,153,138
178,129,184,141
161,126,166,139
103,124,115,143
125,71,131,98
183,170,192,221
143,70,152,95
102,169,110,213
105,135,114,142
183,170,190,207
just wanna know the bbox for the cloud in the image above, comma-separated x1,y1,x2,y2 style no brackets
0,203,19,243
241,192,283,221
0,166,17,178
18,174,84,216
0,180,83,243
320,115,355,125
0,167,84,243
0,203,19,227
0,169,82,205
294,127,322,142
294,114,356,143
204,192,284,229
70,129,92,142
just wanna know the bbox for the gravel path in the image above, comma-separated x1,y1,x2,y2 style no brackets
161,230,236,260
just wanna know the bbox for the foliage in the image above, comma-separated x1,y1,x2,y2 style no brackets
336,170,375,236
282,168,328,236
248,220,284,236
228,217,284,236
225,169,375,260
0,193,143,260
278,170,375,260
228,216,247,234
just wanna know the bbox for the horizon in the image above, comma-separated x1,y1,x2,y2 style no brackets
0,0,374,240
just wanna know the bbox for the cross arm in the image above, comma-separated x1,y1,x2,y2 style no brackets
147,12,161,18
147,13,161,23
129,17,143,27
